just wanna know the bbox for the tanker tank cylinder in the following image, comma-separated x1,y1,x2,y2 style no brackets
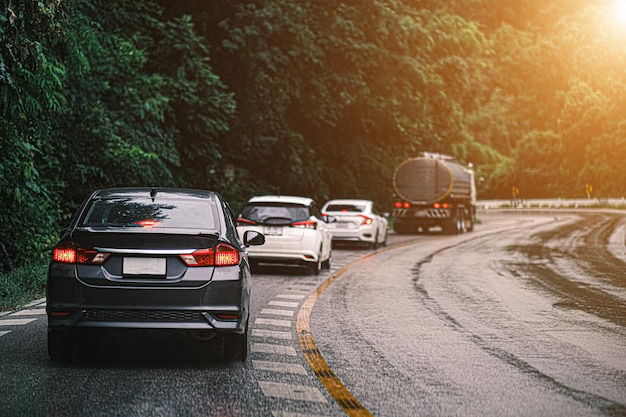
393,157,472,203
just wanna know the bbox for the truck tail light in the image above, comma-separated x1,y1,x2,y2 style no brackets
394,202,402,208
403,202,411,209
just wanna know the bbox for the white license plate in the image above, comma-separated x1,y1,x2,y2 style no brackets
123,257,166,276
264,226,283,235
336,222,351,228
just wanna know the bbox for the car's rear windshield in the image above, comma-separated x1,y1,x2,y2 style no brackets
242,203,309,224
324,204,365,212
80,198,218,230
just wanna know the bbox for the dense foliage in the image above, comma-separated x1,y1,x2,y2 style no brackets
1,0,625,271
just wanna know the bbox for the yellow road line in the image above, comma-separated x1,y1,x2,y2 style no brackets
296,259,374,416
296,239,435,416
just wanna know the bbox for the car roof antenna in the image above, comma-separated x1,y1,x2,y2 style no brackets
150,187,157,202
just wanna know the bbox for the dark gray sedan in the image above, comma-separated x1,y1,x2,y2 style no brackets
46,187,264,363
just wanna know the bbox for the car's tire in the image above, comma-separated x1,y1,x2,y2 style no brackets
322,250,331,270
308,259,321,275
48,329,75,364
371,231,379,249
308,249,322,275
224,326,248,362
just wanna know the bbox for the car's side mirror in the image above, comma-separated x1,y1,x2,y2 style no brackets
324,215,337,223
243,230,265,247
382,212,390,218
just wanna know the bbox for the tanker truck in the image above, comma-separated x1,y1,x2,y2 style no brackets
392,152,476,234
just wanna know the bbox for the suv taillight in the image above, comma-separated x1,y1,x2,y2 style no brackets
180,243,239,267
291,220,317,229
237,217,257,226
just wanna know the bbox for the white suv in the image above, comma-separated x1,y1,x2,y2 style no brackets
237,195,332,274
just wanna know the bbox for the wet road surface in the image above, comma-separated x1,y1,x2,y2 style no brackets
312,211,626,416
0,210,624,416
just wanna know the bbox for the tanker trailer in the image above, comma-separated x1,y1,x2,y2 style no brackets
392,152,476,234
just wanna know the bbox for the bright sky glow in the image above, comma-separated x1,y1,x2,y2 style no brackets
610,0,626,27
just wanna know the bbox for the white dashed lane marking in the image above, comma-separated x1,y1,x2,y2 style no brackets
275,294,306,300
251,343,297,356
0,302,46,339
268,300,299,308
260,308,295,317
252,292,329,410
252,360,308,375
258,381,327,403
251,329,292,340
0,318,38,326
255,318,292,327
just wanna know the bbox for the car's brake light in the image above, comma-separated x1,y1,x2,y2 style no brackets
215,244,239,266
76,249,110,264
135,219,162,228
52,242,110,264
180,244,239,267
237,217,257,226
359,215,373,225
291,220,317,229
402,202,411,208
53,242,76,263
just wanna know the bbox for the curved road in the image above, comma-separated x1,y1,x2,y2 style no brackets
0,210,624,416
311,211,626,416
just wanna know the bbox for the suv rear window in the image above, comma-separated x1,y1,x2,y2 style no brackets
241,203,310,224
80,198,218,230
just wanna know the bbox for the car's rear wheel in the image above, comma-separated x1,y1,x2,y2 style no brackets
224,326,248,362
48,329,75,363
322,250,331,270
308,249,322,274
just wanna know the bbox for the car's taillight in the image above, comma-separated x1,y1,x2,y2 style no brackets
359,215,373,225
237,217,257,226
215,244,239,266
52,242,110,264
53,242,76,263
76,249,110,264
180,244,240,267
402,202,411,208
291,220,317,229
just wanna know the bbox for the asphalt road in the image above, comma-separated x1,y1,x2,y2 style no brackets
0,210,624,417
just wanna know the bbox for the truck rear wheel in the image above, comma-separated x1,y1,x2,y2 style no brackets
393,221,413,234
443,208,463,235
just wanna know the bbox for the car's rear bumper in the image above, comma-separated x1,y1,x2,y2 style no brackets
328,227,376,243
46,264,250,334
246,246,319,262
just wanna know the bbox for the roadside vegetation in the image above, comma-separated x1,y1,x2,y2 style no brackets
2,0,625,309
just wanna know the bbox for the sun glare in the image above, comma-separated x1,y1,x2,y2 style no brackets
610,0,626,28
